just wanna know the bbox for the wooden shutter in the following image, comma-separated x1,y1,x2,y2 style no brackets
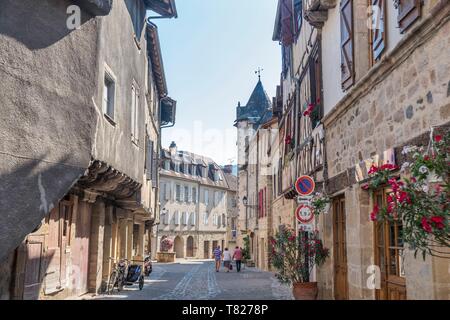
371,0,386,61
397,0,421,34
340,0,355,90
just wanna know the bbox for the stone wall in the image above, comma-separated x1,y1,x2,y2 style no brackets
325,17,450,179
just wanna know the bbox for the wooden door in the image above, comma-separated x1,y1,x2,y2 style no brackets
204,241,210,259
23,237,44,300
333,196,349,300
72,201,91,295
374,190,407,300
186,236,194,257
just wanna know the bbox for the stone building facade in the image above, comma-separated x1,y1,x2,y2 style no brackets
315,0,450,300
263,0,449,300
0,0,177,300
157,142,235,259
234,78,274,268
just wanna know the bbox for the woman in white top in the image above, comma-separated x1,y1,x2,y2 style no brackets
223,248,232,272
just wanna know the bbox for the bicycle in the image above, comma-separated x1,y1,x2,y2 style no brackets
106,258,129,295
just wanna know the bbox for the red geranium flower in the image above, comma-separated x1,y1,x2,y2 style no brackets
421,217,432,233
430,216,445,229
397,191,411,204
368,165,379,175
370,204,379,221
434,135,442,143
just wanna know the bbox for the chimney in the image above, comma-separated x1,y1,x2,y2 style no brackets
223,165,233,174
169,141,177,156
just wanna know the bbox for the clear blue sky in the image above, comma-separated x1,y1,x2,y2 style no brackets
151,0,280,165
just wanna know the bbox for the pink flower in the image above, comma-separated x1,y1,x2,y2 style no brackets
361,183,369,190
397,191,411,204
368,165,379,175
434,135,442,143
288,235,296,242
370,204,379,221
380,164,399,171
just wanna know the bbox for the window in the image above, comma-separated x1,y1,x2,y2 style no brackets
103,72,115,120
165,211,170,225
176,185,181,202
203,212,208,225
182,212,187,225
130,0,144,39
205,189,209,205
184,186,189,203
175,163,180,173
213,170,219,181
222,214,226,227
294,0,303,36
190,212,196,226
192,187,197,204
145,136,154,181
282,45,292,79
164,160,170,170
165,183,170,200
131,83,139,143
340,0,355,90
369,0,386,64
174,211,180,225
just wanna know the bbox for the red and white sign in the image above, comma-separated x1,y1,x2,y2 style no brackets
295,204,314,224
294,175,315,196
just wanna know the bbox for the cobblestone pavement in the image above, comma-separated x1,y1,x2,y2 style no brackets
90,259,293,300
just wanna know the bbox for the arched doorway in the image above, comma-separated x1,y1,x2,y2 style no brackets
186,236,194,257
174,236,184,258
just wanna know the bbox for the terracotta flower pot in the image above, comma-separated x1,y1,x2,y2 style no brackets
292,282,318,300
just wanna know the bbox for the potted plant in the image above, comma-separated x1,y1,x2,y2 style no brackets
269,227,329,300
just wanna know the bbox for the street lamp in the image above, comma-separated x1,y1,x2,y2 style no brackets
242,196,258,208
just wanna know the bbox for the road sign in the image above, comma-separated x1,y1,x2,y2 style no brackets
295,204,314,224
295,175,315,196
298,224,314,232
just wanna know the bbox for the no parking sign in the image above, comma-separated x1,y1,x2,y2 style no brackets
294,175,315,196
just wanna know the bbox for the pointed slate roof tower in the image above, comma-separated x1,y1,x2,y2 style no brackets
234,79,272,128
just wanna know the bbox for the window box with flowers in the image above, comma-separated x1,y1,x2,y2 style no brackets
364,131,449,259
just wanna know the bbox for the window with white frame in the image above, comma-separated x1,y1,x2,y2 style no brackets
192,187,197,203
184,186,189,203
204,189,209,205
165,183,170,200
164,160,170,170
203,212,208,225
174,211,180,225
176,185,181,202
131,83,139,143
190,212,196,226
103,71,115,120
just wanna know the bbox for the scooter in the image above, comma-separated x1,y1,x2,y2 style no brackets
144,255,152,276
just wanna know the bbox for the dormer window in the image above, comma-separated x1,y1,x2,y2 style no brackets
214,170,219,182
174,162,180,172
184,164,189,174
164,160,170,170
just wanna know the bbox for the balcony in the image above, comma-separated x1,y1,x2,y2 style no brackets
303,0,337,28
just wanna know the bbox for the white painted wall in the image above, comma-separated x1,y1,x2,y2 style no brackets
322,5,345,116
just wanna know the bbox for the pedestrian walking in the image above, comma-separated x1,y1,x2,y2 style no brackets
232,246,242,272
213,245,222,272
223,248,231,272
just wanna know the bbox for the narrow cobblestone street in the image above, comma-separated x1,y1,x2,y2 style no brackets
89,260,293,300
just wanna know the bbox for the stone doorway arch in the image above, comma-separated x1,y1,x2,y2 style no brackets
174,236,184,258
